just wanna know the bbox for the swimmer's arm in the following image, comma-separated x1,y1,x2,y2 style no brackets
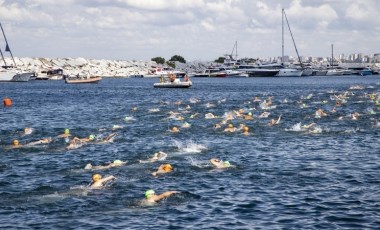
99,175,116,184
275,115,282,124
154,191,179,201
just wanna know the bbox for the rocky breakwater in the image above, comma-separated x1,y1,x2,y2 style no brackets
6,57,158,78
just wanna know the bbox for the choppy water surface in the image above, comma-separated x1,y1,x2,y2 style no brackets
1,76,380,229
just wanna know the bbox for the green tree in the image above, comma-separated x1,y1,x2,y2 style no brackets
166,61,176,69
169,55,186,63
151,57,165,65
214,57,225,63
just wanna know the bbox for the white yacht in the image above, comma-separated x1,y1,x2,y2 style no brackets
276,68,303,77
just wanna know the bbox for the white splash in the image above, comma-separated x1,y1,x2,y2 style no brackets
173,139,207,153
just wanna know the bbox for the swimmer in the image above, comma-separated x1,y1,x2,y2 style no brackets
244,112,253,120
351,112,360,120
213,123,222,129
139,151,167,163
315,108,327,118
170,127,180,133
112,125,123,130
12,138,52,148
142,189,179,205
258,112,270,118
181,122,191,128
268,114,282,126
205,113,217,119
302,123,316,129
210,158,233,169
23,127,34,135
57,128,71,138
89,174,116,189
97,133,118,143
242,126,250,135
11,139,21,148
85,160,126,170
24,137,52,146
224,124,236,133
152,163,173,176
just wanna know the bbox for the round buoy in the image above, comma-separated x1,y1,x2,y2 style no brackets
3,98,12,107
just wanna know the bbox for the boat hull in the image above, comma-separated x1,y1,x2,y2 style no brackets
277,69,303,77
65,76,102,84
154,81,192,88
247,69,279,77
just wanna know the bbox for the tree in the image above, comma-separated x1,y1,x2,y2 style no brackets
151,57,165,65
166,61,175,69
169,55,186,64
214,57,225,64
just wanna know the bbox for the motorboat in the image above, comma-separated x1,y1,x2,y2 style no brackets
154,75,192,88
65,75,102,84
247,69,279,77
276,68,303,77
194,68,227,77
36,68,65,80
144,67,185,78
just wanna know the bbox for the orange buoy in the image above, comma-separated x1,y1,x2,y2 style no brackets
3,97,12,107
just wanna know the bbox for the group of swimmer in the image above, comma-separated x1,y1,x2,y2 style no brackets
5,82,379,206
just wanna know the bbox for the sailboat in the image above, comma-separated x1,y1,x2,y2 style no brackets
0,22,34,82
277,9,304,77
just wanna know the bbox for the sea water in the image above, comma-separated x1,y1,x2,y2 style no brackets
1,76,379,228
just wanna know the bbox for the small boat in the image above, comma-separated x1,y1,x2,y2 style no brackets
276,68,303,77
154,75,192,88
194,68,227,77
65,75,102,84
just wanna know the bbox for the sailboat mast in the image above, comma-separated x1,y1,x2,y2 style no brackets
282,9,284,64
283,9,303,68
331,44,333,67
0,23,16,66
235,40,238,61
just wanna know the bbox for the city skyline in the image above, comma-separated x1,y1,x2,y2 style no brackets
0,0,379,61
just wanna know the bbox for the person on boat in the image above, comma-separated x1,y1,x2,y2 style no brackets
169,74,176,82
89,173,116,189
139,151,168,163
57,128,71,138
85,160,126,170
224,124,236,133
210,158,233,169
184,75,189,82
142,189,179,205
152,163,173,176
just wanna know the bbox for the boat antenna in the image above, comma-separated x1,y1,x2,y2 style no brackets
283,9,303,69
0,23,16,66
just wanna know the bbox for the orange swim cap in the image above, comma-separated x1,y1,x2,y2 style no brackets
243,126,249,132
163,164,173,172
92,174,102,182
13,140,19,146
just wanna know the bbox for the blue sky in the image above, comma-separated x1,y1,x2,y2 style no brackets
0,0,379,61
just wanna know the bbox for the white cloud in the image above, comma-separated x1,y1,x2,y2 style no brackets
0,0,379,60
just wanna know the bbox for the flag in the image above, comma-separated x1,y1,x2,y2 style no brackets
5,43,10,52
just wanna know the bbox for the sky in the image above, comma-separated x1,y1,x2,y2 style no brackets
0,0,379,61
